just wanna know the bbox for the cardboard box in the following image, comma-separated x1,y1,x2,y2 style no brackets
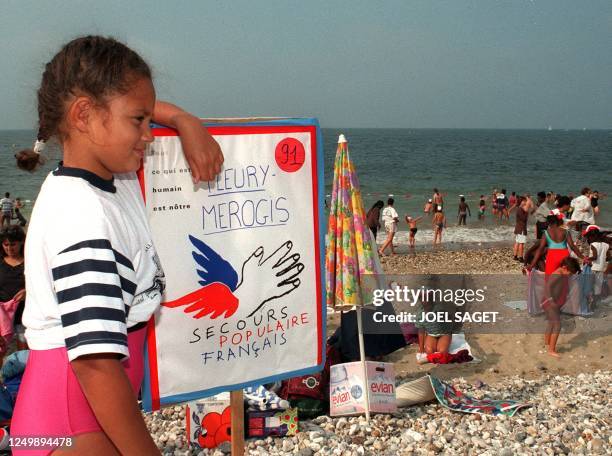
329,361,396,416
247,408,298,438
185,393,231,449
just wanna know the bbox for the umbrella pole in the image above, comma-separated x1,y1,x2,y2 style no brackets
356,307,371,422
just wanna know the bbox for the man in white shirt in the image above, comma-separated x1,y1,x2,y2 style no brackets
0,192,14,227
570,187,595,226
534,191,550,239
379,198,399,255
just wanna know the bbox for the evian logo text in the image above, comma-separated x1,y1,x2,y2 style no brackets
331,391,351,406
370,381,394,394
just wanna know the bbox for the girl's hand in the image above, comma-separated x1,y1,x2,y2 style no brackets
152,101,224,183
174,114,224,182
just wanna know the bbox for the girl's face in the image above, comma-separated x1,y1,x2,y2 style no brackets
2,239,22,258
86,77,156,179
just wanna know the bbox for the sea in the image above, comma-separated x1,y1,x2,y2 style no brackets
1,128,610,247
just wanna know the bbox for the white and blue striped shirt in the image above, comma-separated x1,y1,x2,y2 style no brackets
23,165,164,361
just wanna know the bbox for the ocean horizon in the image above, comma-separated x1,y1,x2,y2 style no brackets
2,127,610,245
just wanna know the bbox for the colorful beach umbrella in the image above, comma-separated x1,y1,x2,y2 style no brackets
325,134,384,421
325,134,378,309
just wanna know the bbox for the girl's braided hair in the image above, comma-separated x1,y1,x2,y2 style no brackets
16,35,152,171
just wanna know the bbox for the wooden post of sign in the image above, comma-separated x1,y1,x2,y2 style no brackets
230,390,245,455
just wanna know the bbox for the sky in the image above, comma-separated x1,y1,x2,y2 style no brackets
1,0,611,129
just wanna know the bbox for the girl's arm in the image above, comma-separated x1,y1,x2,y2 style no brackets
588,245,598,263
528,236,547,270
71,355,160,454
566,235,584,260
153,101,224,182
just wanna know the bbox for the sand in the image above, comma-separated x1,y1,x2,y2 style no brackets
329,246,611,384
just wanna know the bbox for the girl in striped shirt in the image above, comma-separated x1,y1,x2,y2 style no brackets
11,36,222,455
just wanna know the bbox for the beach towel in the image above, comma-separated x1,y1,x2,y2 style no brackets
448,333,472,355
447,333,480,363
527,269,594,316
426,349,472,364
429,375,530,416
397,375,530,416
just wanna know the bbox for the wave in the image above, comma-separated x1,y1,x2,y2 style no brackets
374,225,518,246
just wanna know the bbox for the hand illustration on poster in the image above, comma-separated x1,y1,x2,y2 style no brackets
164,235,304,319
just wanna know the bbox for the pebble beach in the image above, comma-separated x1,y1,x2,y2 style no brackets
144,247,611,455
145,370,610,455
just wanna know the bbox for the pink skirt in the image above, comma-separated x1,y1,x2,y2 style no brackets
10,325,147,455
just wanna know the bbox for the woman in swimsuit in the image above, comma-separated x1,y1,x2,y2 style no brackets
529,211,584,275
491,189,498,217
528,212,586,357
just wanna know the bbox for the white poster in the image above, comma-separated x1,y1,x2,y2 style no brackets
139,120,325,410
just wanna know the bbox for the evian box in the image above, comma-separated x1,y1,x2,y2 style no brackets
329,361,396,416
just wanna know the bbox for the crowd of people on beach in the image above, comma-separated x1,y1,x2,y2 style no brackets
366,186,610,361
365,186,606,255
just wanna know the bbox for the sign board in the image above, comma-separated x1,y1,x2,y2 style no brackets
139,119,325,410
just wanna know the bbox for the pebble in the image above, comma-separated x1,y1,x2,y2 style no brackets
143,370,611,455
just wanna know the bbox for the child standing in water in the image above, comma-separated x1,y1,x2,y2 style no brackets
432,207,446,245
478,195,486,220
457,196,470,225
405,215,423,248
12,36,223,454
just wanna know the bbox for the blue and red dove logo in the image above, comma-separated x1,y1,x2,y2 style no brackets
163,235,304,319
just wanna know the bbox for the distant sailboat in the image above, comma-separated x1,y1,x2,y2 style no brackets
547,125,552,131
